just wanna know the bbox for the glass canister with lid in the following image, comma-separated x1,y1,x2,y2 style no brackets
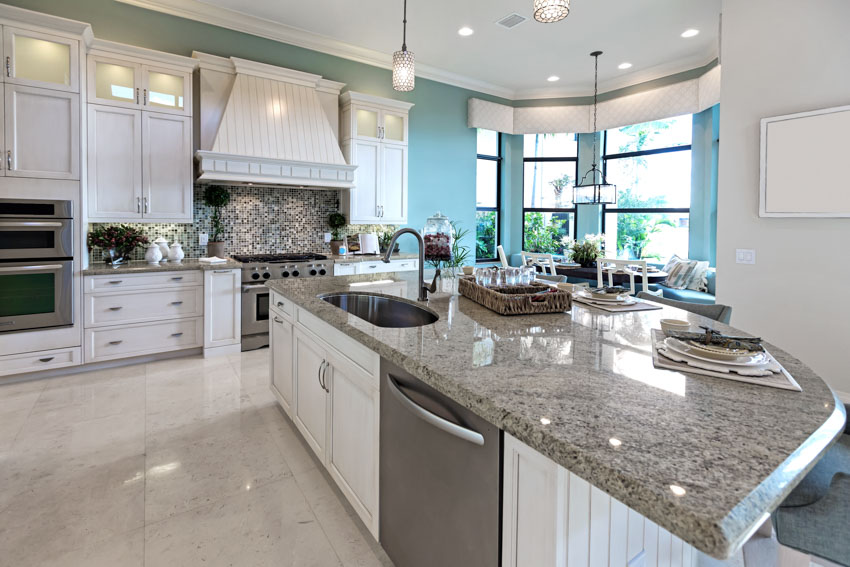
423,211,453,263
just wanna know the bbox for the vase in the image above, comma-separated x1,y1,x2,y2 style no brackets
439,267,460,295
154,237,170,262
207,241,225,258
168,242,185,263
102,248,130,265
330,240,345,255
144,243,163,264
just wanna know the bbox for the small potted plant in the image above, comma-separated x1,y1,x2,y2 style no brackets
87,224,149,264
379,229,400,254
328,212,347,255
204,185,231,258
570,234,605,268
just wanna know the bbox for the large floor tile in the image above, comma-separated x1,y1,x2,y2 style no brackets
145,476,342,567
37,528,144,567
256,403,321,475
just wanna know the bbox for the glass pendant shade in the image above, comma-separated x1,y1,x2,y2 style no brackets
533,0,570,23
392,49,415,92
574,165,617,205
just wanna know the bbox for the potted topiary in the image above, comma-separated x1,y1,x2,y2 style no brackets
328,212,347,255
204,185,231,258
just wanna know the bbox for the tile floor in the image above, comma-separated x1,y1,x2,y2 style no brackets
0,349,392,566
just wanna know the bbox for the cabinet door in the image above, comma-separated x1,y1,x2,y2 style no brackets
5,85,79,180
87,104,142,219
294,329,329,459
353,107,380,140
381,110,408,144
142,111,192,221
326,350,379,537
349,140,381,223
142,65,191,116
2,27,79,93
270,312,294,416
87,55,141,109
380,142,407,223
203,269,241,349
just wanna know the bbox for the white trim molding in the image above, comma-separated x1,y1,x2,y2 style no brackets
195,150,356,188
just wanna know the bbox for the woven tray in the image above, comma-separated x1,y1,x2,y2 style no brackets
458,277,572,315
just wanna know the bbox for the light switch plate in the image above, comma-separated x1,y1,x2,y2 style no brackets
199,232,209,246
735,248,756,264
324,232,332,243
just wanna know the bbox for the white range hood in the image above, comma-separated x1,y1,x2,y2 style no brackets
194,52,355,188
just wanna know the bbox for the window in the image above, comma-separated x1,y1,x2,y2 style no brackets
602,115,692,262
522,133,577,253
476,129,501,262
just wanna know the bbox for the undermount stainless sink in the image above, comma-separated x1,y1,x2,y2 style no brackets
320,293,439,328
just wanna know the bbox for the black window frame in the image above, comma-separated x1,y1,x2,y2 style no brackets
521,134,579,253
475,131,502,263
601,124,692,258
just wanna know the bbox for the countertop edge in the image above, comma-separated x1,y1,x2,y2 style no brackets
81,259,243,275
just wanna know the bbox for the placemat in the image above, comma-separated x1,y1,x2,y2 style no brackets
572,295,662,313
651,330,801,391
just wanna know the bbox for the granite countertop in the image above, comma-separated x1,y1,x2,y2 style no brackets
266,271,845,559
82,258,243,275
325,252,419,263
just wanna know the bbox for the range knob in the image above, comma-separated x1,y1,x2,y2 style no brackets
281,270,290,278
292,270,300,277
309,269,317,276
262,272,270,279
250,272,260,280
318,268,327,276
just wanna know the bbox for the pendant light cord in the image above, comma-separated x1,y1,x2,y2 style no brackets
591,50,601,169
402,0,408,51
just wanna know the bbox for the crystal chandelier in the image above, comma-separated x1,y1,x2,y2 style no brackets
392,0,415,92
533,0,570,23
574,51,617,205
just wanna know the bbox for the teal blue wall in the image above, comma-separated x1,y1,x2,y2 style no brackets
688,105,720,265
9,0,510,259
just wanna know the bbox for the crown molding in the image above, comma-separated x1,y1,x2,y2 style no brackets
91,37,198,69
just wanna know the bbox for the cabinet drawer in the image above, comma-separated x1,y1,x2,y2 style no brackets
85,270,202,292
357,261,391,274
334,262,358,276
85,287,203,327
85,317,202,362
0,347,81,377
389,259,418,272
270,290,293,318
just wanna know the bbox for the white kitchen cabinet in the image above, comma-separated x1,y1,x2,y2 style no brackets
87,104,142,218
502,433,698,567
326,346,379,537
356,258,418,275
88,53,191,116
293,327,330,458
2,26,79,93
340,91,412,225
203,269,241,352
270,305,294,417
334,261,358,276
143,111,192,219
4,84,79,180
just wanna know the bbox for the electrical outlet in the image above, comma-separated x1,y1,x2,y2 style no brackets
324,232,332,243
199,232,209,246
735,248,756,265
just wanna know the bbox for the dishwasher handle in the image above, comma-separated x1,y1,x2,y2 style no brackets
386,373,484,446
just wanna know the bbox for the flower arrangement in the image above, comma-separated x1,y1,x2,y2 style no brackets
87,224,149,263
569,234,605,267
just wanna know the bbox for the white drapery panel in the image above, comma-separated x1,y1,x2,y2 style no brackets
468,66,721,134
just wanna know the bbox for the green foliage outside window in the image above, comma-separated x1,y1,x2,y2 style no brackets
523,212,567,254
475,211,497,260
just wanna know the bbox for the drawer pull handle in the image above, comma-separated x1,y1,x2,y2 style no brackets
108,340,123,345
171,276,183,281
108,280,123,284
273,316,284,324
213,270,230,273
276,301,284,308
109,306,123,311
171,332,183,337
171,301,183,305
38,357,54,363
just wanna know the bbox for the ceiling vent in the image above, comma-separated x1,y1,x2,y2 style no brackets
496,13,527,29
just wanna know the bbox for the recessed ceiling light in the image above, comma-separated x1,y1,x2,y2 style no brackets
458,26,474,36
547,75,560,82
681,29,699,38
618,62,632,70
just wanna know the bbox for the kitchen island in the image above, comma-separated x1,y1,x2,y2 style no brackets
266,271,844,562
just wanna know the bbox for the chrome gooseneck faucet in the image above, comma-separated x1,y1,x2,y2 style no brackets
382,228,440,301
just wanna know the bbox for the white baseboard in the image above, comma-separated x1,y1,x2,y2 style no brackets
203,343,242,358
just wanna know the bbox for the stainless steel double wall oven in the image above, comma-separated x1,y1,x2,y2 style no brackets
0,199,74,333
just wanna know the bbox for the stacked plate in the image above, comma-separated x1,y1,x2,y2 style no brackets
575,289,637,307
658,337,781,376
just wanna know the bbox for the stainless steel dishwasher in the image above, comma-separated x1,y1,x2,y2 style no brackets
380,359,501,567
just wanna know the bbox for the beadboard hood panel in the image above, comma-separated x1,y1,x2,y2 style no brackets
195,52,355,188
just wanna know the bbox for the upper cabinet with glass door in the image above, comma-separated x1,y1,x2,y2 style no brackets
2,26,79,93
340,92,411,145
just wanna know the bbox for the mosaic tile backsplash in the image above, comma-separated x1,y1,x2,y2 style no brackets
88,185,396,262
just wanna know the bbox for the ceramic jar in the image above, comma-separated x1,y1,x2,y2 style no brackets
168,242,185,263
154,237,170,261
145,243,163,264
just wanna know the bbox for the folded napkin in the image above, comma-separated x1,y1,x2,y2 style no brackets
199,256,227,263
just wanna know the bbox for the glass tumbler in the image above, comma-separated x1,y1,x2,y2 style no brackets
505,267,520,286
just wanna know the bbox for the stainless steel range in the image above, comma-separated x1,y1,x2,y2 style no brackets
233,253,332,351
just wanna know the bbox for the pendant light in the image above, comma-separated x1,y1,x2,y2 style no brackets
533,0,570,23
392,0,415,92
574,51,617,205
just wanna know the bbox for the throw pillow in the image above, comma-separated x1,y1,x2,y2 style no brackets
661,254,684,275
684,261,710,292
665,258,699,289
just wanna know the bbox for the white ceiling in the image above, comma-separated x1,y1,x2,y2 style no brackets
129,0,721,99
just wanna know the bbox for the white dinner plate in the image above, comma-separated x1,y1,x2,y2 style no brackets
578,291,628,303
664,338,769,366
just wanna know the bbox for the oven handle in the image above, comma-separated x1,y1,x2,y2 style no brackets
0,263,64,272
242,284,269,292
386,373,485,446
0,221,64,227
